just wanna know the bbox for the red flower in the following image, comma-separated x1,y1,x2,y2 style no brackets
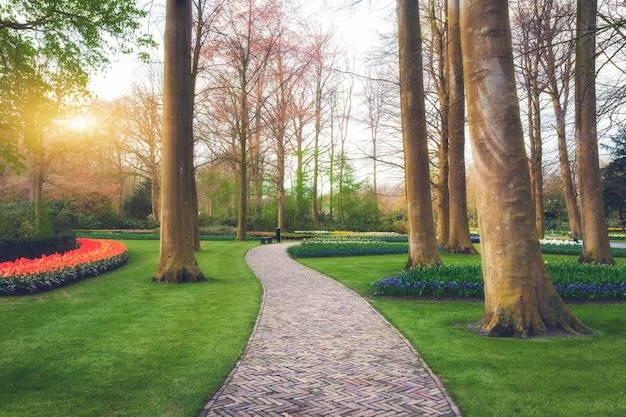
0,239,128,295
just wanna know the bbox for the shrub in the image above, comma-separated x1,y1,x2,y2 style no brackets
0,232,77,263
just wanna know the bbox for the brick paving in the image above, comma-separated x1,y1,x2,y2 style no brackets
199,242,461,417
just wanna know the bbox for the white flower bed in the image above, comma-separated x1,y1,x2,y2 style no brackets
539,238,581,246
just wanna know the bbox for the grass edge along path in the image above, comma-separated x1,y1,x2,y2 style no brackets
0,240,261,417
298,253,626,417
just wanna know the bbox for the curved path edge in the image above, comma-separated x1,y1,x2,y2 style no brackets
199,242,462,416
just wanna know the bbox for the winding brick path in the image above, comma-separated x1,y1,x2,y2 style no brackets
199,243,461,416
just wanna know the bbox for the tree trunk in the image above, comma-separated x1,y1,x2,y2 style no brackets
427,0,449,246
436,151,449,246
237,128,248,241
236,75,250,241
574,0,614,264
312,66,323,224
153,0,205,283
460,0,589,337
555,100,583,238
150,169,161,222
397,0,442,269
445,0,477,254
528,84,545,238
542,7,582,238
32,161,45,234
276,129,286,232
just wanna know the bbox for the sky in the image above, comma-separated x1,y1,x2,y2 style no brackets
89,1,394,101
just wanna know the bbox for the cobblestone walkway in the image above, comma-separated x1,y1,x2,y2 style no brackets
199,243,461,417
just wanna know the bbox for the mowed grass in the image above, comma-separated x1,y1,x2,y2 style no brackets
4,241,626,417
299,253,626,417
0,240,261,417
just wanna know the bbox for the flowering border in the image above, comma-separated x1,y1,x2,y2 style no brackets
371,262,626,301
0,238,128,296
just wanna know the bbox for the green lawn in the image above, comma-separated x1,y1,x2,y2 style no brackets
299,253,626,417
0,240,261,417
3,242,625,417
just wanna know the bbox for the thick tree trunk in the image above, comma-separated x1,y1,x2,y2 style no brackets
575,0,614,264
397,0,442,269
445,0,477,254
153,0,205,283
460,0,589,337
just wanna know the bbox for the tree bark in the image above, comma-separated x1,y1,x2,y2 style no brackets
153,0,205,283
397,0,442,269
445,0,477,254
574,0,614,264
460,0,589,337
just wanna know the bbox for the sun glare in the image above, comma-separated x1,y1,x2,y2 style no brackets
60,115,96,132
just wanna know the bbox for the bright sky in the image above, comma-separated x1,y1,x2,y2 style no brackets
89,1,394,100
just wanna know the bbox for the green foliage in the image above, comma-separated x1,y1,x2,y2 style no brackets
123,179,153,220
0,201,38,238
0,194,123,235
0,0,149,78
602,126,626,219
0,232,77,262
0,0,151,166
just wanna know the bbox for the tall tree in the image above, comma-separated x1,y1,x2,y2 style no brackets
460,0,589,337
425,0,450,246
116,75,163,222
575,0,614,264
540,0,582,238
0,0,148,167
513,0,546,238
445,0,476,254
153,0,206,283
200,0,278,240
397,0,442,268
310,30,337,224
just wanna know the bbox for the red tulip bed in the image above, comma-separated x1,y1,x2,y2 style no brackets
0,238,128,296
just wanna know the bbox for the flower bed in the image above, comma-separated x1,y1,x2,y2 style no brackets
287,237,409,258
0,238,128,296
288,237,626,258
371,262,626,301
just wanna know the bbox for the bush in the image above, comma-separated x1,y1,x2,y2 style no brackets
0,232,77,262
123,180,153,220
0,201,37,238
